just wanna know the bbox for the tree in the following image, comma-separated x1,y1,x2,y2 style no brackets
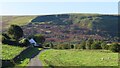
109,43,120,52
2,33,11,40
70,44,75,49
7,25,23,41
85,38,93,49
101,42,107,49
50,42,54,48
80,40,86,49
2,33,18,45
30,34,45,44
91,41,102,49
2,33,10,44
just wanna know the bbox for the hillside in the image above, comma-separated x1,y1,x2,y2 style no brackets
2,13,120,43
31,14,119,32
2,16,36,30
30,14,119,40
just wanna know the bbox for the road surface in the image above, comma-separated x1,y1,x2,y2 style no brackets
27,49,47,68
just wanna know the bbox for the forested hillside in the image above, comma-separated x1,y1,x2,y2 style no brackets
32,14,119,31
31,14,119,39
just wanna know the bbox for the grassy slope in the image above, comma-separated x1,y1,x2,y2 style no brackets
2,44,26,60
2,16,36,29
40,49,118,66
2,16,36,59
2,45,42,67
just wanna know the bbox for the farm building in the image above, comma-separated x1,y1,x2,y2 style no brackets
29,38,39,46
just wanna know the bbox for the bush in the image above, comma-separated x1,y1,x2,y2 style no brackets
58,44,64,49
74,41,86,49
43,42,55,48
85,43,91,49
2,33,11,39
70,44,75,49
101,42,107,49
75,44,83,49
62,44,71,49
104,45,110,50
50,42,54,48
2,35,10,44
43,43,50,47
74,44,79,49
2,33,11,43
85,38,93,49
19,38,30,47
2,33,18,45
54,44,71,49
91,41,102,49
52,45,57,49
80,41,86,49
109,43,120,52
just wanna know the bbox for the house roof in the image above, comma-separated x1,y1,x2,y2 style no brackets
29,38,37,44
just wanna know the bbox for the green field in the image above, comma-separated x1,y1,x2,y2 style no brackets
2,45,42,67
2,44,26,60
40,49,118,66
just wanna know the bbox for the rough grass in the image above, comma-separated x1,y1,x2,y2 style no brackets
2,16,36,29
2,45,42,67
2,44,26,60
40,49,118,67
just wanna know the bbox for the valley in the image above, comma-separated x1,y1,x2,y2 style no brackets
20,14,120,44
1,13,120,67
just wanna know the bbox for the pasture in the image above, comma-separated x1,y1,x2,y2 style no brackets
2,44,26,60
40,49,118,67
2,44,42,67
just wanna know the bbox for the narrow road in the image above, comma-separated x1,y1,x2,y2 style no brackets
27,49,48,68
27,52,42,67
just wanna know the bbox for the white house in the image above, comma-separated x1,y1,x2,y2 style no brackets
29,38,39,46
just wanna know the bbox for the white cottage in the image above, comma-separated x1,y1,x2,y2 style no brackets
29,38,39,46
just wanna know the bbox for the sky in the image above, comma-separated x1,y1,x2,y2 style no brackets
0,2,119,15
0,0,119,2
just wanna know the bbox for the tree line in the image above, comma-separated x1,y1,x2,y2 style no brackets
44,38,120,52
